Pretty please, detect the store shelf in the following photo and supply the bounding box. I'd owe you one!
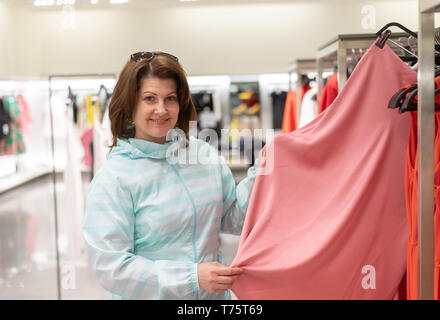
[0,166,52,196]
[0,164,92,196]
[419,0,440,13]
[316,32,411,94]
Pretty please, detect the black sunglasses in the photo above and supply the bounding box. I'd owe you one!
[130,51,179,62]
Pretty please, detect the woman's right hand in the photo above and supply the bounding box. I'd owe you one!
[197,262,243,293]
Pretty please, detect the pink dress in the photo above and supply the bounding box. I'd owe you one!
[230,41,416,299]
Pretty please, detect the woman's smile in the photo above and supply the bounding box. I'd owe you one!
[149,118,170,125]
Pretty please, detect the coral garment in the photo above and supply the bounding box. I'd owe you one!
[282,86,311,133]
[281,90,297,133]
[405,77,440,300]
[230,42,416,299]
[319,72,338,113]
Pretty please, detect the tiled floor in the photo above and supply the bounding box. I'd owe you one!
[0,173,106,300]
[0,172,241,300]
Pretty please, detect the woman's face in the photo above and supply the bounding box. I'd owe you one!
[133,77,180,144]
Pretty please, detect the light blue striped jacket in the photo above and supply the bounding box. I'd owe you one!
[82,133,259,300]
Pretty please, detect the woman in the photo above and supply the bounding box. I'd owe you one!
[82,51,261,299]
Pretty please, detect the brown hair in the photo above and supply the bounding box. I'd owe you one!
[109,52,197,148]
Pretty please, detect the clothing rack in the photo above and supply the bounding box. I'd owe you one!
[316,33,410,99]
[187,75,231,131]
[0,78,49,179]
[417,0,438,300]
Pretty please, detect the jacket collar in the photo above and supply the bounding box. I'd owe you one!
[115,129,186,160]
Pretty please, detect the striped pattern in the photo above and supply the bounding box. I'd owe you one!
[82,134,259,300]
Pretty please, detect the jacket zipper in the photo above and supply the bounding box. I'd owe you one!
[169,163,200,300]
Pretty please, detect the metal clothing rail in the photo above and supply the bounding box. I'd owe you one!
[47,73,117,300]
[417,0,438,300]
[316,33,410,100]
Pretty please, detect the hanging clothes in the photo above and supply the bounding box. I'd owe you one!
[282,85,312,133]
[64,106,85,262]
[80,128,94,169]
[0,96,25,155]
[271,91,287,130]
[93,104,112,174]
[298,87,318,128]
[319,72,338,113]
[230,41,416,299]
[16,94,33,137]
[404,77,440,300]
[301,84,312,101]
[86,95,101,125]
[281,90,297,133]
[0,98,10,145]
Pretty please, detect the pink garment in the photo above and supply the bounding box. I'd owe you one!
[230,41,416,299]
[16,94,33,137]
[80,128,93,168]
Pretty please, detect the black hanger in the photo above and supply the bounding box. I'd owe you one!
[389,69,440,111]
[388,84,418,109]
[376,22,417,49]
[375,22,420,66]
[67,85,75,100]
[398,89,418,113]
[376,22,418,39]
[97,84,110,99]
[399,87,440,113]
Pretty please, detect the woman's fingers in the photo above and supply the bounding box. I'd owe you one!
[215,275,240,285]
[212,284,232,293]
[216,267,243,276]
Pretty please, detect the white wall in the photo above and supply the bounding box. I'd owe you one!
[0,1,16,77]
[8,0,419,77]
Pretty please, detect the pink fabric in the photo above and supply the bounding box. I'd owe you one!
[16,94,33,137]
[80,128,93,168]
[230,42,416,299]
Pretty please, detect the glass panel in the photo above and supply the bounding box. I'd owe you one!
[50,76,115,299]
[0,80,58,299]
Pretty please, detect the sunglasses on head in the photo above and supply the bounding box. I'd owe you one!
[130,51,179,62]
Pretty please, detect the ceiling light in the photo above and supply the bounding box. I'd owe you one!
[109,0,129,4]
[57,0,76,5]
[34,0,76,6]
[33,0,55,6]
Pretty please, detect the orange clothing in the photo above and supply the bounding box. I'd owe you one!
[282,85,312,133]
[405,110,418,299]
[282,90,297,133]
[319,72,338,113]
[405,77,440,300]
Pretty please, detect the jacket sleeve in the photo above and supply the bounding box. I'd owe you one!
[82,171,199,299]
[219,156,259,235]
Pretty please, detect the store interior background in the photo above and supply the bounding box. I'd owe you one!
[0,0,432,299]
